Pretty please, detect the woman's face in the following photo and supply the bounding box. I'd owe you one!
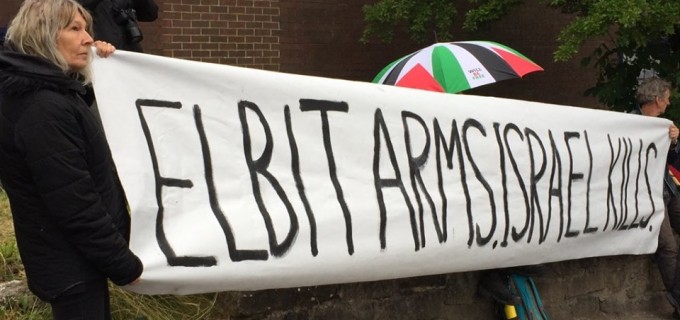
[56,12,93,71]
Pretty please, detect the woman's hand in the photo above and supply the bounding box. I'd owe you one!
[93,40,116,58]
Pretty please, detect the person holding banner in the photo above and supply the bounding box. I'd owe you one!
[631,77,680,317]
[76,0,158,53]
[0,1,143,319]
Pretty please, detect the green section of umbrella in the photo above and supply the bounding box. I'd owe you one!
[432,45,469,93]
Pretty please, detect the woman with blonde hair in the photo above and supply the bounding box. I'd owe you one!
[0,0,142,318]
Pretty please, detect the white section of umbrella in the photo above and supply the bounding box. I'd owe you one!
[444,44,498,88]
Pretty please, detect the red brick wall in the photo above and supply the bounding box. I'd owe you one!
[278,0,424,82]
[0,0,22,27]
[0,1,599,108]
[157,0,280,70]
[277,0,601,108]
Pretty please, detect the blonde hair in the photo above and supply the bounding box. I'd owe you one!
[5,0,94,83]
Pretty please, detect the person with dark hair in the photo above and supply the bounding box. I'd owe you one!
[0,0,143,318]
[77,0,158,52]
[631,77,680,318]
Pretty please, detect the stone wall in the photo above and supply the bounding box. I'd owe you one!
[216,256,670,319]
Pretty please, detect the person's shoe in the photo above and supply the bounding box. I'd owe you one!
[478,272,522,305]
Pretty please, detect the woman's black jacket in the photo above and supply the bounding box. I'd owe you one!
[0,50,143,301]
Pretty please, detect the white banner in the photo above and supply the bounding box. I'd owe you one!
[92,51,669,295]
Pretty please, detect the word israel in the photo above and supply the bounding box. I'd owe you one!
[91,51,668,294]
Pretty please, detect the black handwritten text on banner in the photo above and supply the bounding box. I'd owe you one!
[92,51,668,295]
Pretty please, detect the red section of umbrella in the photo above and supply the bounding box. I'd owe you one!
[395,63,445,93]
[491,47,543,77]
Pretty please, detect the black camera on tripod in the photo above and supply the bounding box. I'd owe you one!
[113,6,143,43]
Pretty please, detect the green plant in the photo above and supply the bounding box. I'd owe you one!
[0,189,23,283]
[0,189,50,319]
[361,0,457,43]
[582,38,680,122]
[110,287,220,320]
[0,294,51,320]
[361,0,680,119]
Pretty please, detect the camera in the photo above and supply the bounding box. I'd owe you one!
[114,8,143,43]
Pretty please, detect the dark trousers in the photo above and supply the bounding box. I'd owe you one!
[669,196,680,233]
[656,196,680,295]
[49,278,111,320]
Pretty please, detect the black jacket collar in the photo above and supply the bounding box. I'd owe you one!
[0,49,85,97]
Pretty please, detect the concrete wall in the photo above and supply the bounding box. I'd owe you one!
[0,1,672,319]
[218,256,670,319]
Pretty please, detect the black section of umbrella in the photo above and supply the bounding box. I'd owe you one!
[454,42,518,81]
[382,50,420,85]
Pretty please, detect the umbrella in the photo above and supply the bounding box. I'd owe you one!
[373,41,543,94]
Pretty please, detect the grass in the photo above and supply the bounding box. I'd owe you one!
[0,189,229,319]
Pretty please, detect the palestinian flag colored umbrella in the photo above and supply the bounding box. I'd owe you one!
[373,41,544,94]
